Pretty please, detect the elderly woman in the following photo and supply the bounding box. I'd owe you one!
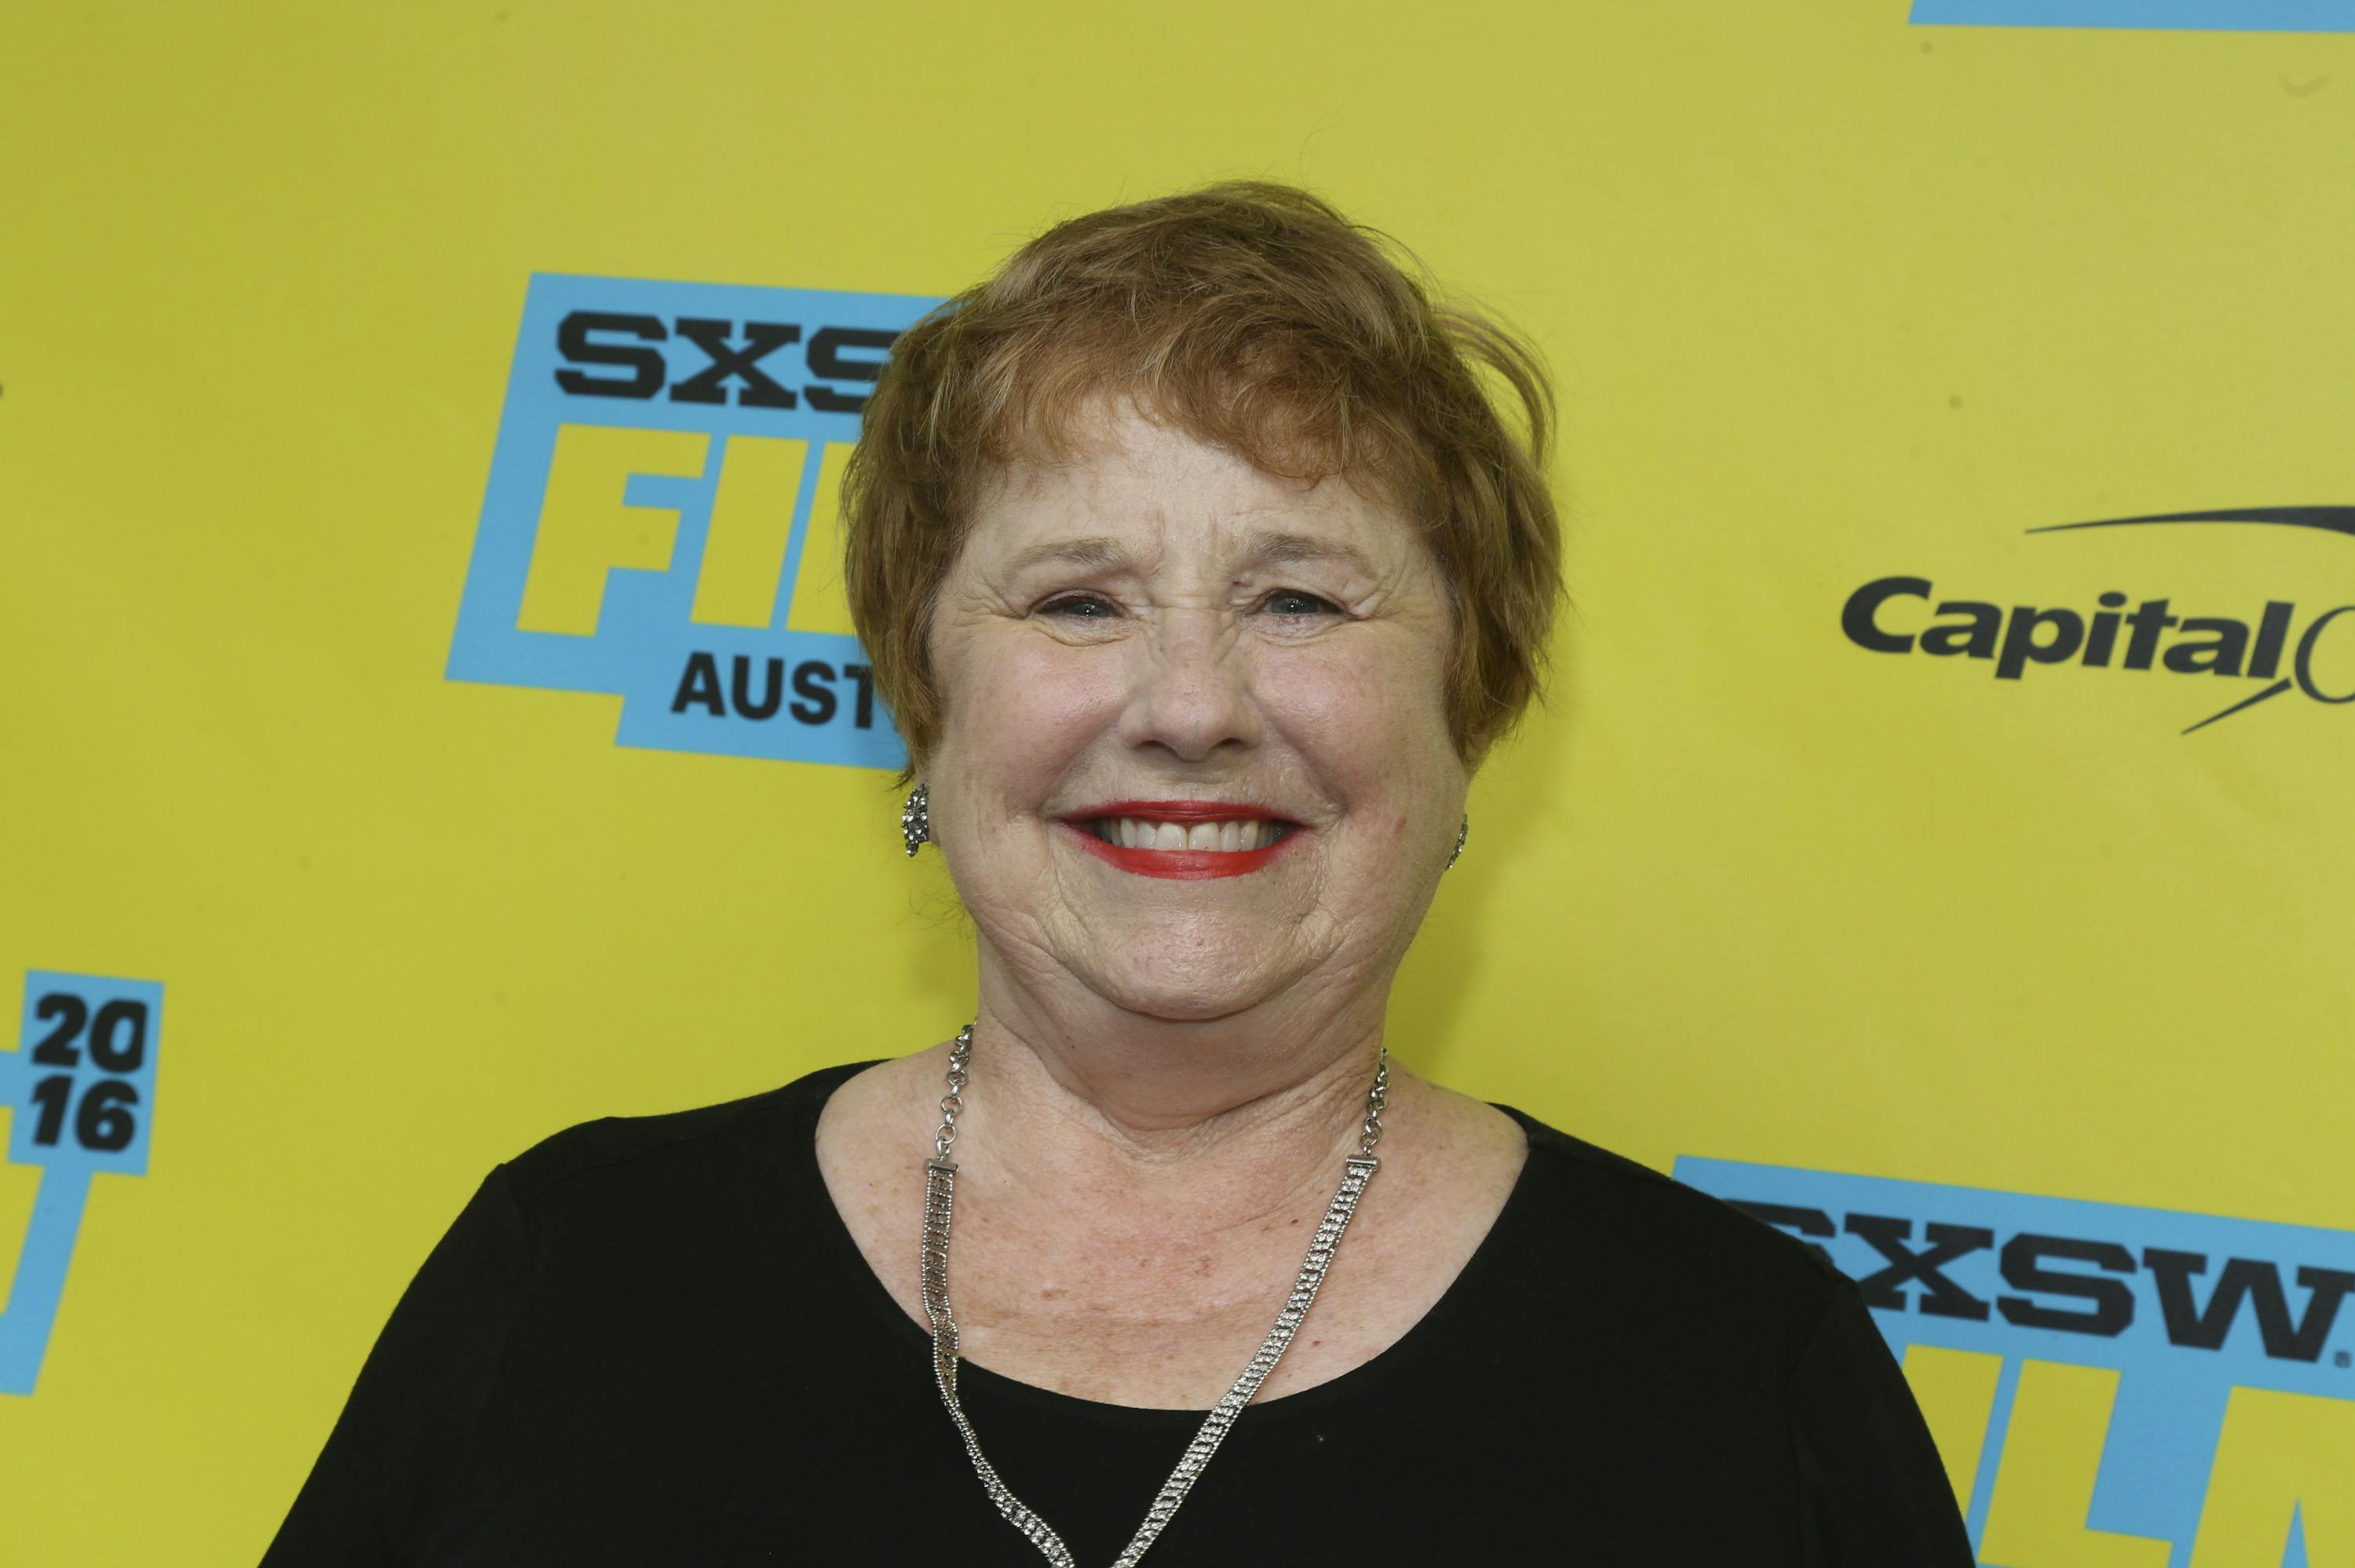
[265,184,1972,1565]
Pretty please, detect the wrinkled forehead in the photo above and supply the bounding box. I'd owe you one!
[961,395,1426,574]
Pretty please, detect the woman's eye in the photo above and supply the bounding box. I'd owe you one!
[1039,594,1118,619]
[1263,589,1341,617]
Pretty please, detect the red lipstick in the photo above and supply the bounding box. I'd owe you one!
[1072,800,1288,822]
[1057,800,1302,881]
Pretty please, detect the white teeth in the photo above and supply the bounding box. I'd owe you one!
[1090,816,1291,851]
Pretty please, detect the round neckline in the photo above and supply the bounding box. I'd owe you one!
[790,1059,1550,1428]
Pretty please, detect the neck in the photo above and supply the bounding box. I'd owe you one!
[952,951,1389,1231]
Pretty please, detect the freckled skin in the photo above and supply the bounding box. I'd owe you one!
[924,403,1469,1035]
[815,400,1530,1411]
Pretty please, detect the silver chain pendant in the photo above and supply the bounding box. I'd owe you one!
[919,1023,1389,1566]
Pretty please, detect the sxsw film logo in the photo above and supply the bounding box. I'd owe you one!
[1842,507,2355,735]
[1912,1,2355,31]
[2,971,162,1395]
[448,275,943,769]
[1677,1158,2353,1566]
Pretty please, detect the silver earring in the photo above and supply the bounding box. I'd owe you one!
[1446,813,1468,870]
[901,781,931,856]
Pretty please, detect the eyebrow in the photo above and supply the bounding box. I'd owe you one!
[999,536,1132,578]
[998,531,1378,580]
[1244,531,1378,578]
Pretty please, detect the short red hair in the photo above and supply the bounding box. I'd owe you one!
[842,181,1563,782]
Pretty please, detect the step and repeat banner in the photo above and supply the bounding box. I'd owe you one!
[4,2,2350,1562]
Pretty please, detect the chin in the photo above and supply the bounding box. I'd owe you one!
[1097,976,1268,1023]
[1078,950,1289,1025]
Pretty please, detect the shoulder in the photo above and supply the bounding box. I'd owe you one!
[497,1060,877,1218]
[1488,1107,1972,1552]
[1494,1103,1846,1355]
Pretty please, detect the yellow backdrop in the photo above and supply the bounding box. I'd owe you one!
[4,2,2350,1562]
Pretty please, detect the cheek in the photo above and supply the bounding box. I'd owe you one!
[941,636,1124,793]
[1266,643,1458,795]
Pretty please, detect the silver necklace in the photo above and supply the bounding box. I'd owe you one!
[920,1023,1389,1566]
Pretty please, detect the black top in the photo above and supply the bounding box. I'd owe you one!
[263,1063,1974,1566]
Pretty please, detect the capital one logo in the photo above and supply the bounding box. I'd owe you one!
[1675,1158,2353,1566]
[1842,507,2355,735]
[2,972,162,1395]
[447,275,943,768]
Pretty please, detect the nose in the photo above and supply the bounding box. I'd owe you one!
[1117,607,1264,762]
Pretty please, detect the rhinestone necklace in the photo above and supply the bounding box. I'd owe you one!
[919,1023,1389,1566]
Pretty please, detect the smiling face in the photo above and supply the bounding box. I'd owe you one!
[922,399,1471,1026]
